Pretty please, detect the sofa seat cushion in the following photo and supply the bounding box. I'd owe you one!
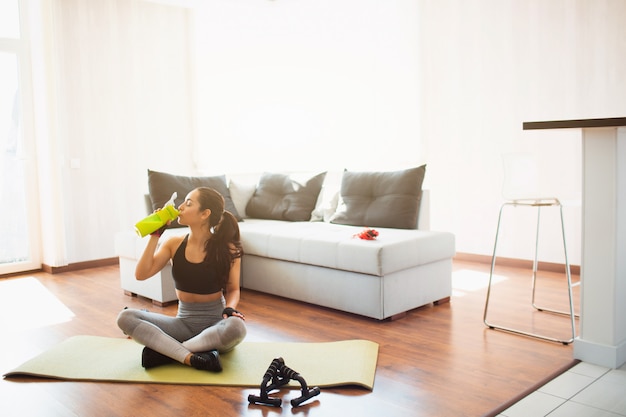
[116,219,455,278]
[238,219,455,276]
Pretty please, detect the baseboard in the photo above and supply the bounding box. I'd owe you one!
[42,257,119,274]
[454,252,581,276]
[574,337,626,369]
[12,254,578,277]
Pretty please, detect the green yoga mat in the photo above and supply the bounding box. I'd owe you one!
[3,336,378,390]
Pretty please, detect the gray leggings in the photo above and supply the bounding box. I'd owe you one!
[116,298,247,364]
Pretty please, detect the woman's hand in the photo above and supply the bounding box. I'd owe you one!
[222,307,245,320]
[149,208,171,237]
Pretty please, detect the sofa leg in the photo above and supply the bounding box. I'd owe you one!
[386,312,407,321]
[123,290,177,308]
[152,299,178,307]
[433,296,451,305]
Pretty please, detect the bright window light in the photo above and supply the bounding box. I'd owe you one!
[0,277,75,331]
[0,0,20,39]
[452,269,507,297]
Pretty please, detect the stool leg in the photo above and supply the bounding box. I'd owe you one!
[530,206,541,310]
[560,205,578,342]
[483,202,577,344]
[530,206,579,321]
[483,204,506,327]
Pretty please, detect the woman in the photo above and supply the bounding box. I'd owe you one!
[117,187,247,372]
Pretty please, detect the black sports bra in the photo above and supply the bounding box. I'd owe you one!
[171,235,222,294]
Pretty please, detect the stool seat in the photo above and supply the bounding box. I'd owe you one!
[507,197,560,206]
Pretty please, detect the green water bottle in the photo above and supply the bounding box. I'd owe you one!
[134,192,180,237]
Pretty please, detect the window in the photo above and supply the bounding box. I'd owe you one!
[0,0,40,274]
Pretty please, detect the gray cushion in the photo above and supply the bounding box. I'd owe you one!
[147,169,242,226]
[330,165,426,229]
[246,172,326,221]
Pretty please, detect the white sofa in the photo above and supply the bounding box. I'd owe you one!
[114,169,456,320]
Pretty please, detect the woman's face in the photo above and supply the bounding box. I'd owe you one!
[177,189,210,226]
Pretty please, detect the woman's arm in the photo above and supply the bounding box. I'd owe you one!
[134,235,178,281]
[223,257,244,319]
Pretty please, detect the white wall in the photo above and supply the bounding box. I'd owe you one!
[419,0,626,265]
[191,0,626,266]
[192,0,423,174]
[32,0,626,265]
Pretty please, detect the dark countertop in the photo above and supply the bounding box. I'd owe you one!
[523,117,626,130]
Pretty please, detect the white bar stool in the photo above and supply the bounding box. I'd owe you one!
[483,153,578,344]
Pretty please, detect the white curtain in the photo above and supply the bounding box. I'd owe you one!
[31,0,194,265]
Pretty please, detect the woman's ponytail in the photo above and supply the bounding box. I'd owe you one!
[214,210,243,259]
[194,187,244,289]
[205,209,243,289]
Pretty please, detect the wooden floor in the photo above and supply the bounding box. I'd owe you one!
[0,260,580,417]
